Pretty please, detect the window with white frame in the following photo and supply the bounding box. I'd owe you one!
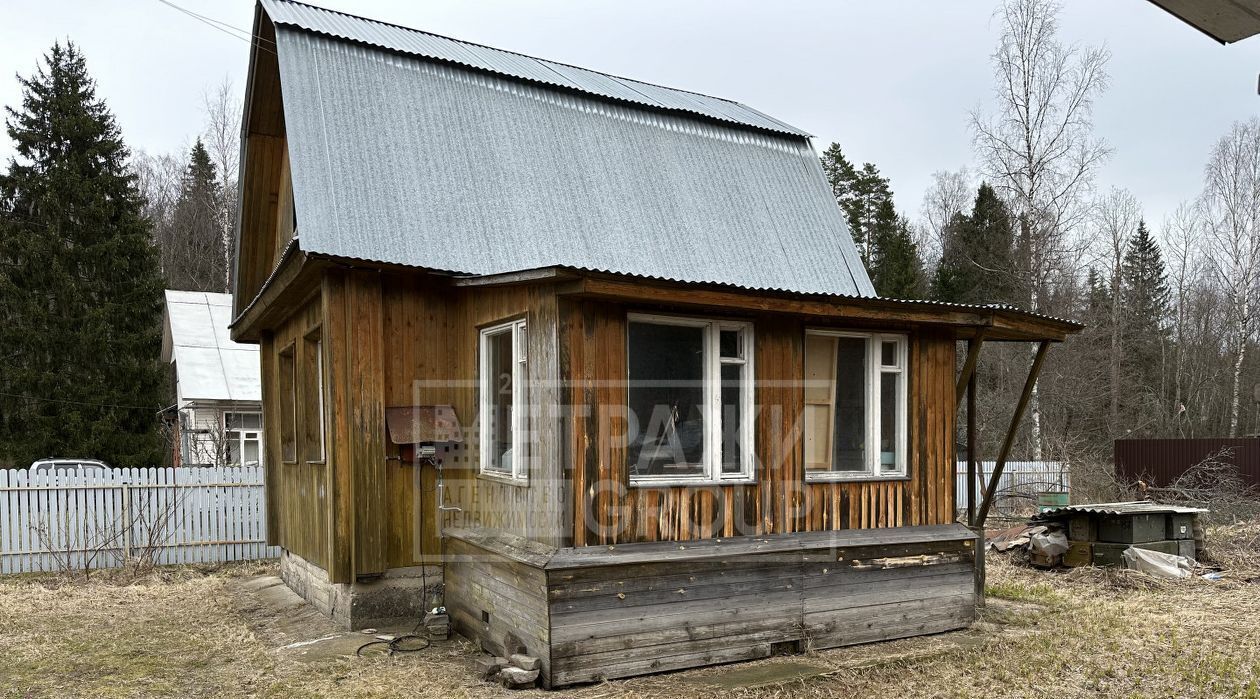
[224,411,263,467]
[803,331,907,479]
[626,314,754,484]
[479,318,527,479]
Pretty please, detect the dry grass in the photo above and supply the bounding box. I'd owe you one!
[2,523,1259,698]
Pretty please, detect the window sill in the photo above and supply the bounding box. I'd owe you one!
[477,471,529,488]
[629,478,757,488]
[805,473,911,483]
[305,460,326,466]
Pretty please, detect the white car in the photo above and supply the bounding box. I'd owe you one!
[28,458,112,474]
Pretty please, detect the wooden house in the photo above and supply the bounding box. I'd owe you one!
[230,0,1081,686]
[161,290,262,468]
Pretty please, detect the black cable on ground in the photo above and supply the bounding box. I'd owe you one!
[356,455,439,658]
[356,633,431,657]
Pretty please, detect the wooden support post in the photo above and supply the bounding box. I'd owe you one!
[974,526,986,608]
[955,329,987,409]
[966,366,977,528]
[974,340,1050,528]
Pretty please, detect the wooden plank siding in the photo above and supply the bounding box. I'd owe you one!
[446,525,975,688]
[259,274,960,582]
[445,534,554,686]
[260,295,329,569]
[561,298,958,547]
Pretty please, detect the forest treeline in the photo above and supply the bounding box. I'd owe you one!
[822,0,1260,467]
[3,0,1257,471]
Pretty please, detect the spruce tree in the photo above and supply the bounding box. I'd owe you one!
[931,183,1017,305]
[1120,220,1171,421]
[0,42,165,467]
[870,199,924,298]
[162,139,227,291]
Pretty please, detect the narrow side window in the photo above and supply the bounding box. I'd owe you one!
[278,344,297,463]
[479,318,527,480]
[303,328,325,462]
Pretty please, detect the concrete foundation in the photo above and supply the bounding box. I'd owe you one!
[279,550,443,630]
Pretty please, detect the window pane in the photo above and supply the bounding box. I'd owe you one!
[880,372,900,473]
[628,322,705,478]
[881,341,897,367]
[278,347,296,462]
[226,432,242,466]
[487,329,515,473]
[832,337,867,472]
[720,363,743,474]
[719,329,741,359]
[244,436,261,466]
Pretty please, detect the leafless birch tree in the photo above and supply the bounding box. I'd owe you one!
[202,77,241,292]
[971,0,1110,458]
[1090,187,1141,430]
[1161,202,1202,435]
[920,167,975,265]
[1201,117,1260,437]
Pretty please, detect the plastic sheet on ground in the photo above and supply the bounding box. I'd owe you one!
[1030,531,1069,557]
[1122,546,1195,580]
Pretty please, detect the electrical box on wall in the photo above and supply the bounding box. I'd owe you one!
[384,405,463,462]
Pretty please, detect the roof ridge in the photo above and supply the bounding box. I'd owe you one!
[266,0,749,107]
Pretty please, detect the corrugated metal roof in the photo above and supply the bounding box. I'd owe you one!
[275,29,874,297]
[163,291,261,404]
[259,0,810,138]
[1035,501,1207,518]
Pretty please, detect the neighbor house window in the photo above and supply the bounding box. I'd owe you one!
[302,328,325,462]
[804,331,907,479]
[626,314,754,484]
[278,344,297,462]
[224,412,263,467]
[479,318,527,480]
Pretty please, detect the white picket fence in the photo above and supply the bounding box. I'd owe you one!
[955,460,1070,511]
[0,466,278,575]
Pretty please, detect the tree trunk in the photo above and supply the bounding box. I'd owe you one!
[1230,314,1247,437]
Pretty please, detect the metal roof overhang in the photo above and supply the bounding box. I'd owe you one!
[232,253,1082,344]
[469,266,1084,342]
[1147,0,1260,43]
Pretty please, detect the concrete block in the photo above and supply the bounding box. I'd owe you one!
[510,654,541,671]
[474,655,508,680]
[499,666,539,689]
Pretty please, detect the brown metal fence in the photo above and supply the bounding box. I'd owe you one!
[1114,438,1260,488]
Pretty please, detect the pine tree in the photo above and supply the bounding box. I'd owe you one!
[819,143,892,268]
[160,139,227,291]
[0,42,165,467]
[932,183,1017,305]
[870,199,924,298]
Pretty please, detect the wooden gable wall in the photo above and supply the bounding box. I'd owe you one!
[235,13,296,318]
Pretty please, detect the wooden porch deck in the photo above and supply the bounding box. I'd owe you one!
[444,525,978,688]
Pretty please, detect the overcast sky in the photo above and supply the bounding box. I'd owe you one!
[3,0,1258,231]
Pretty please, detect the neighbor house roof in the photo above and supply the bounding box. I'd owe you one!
[162,291,261,404]
[257,0,876,298]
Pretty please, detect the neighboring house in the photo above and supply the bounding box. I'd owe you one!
[161,290,263,467]
[230,0,1082,686]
